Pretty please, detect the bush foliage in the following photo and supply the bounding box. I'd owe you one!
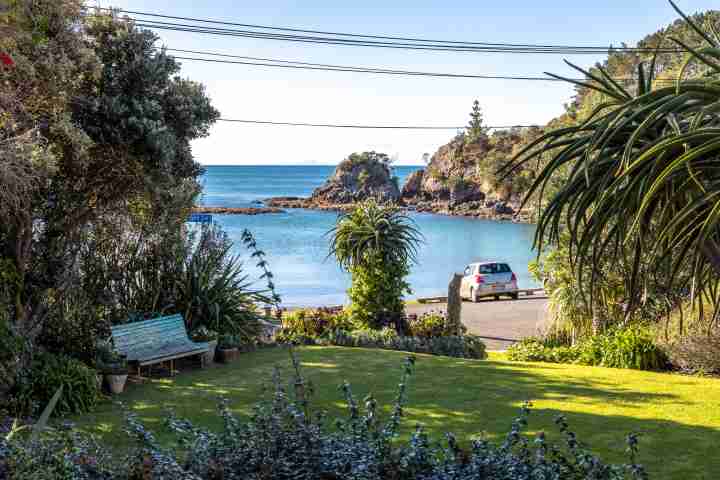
[10,352,99,417]
[277,309,485,359]
[508,327,667,371]
[0,354,647,479]
[665,328,720,375]
[330,200,422,330]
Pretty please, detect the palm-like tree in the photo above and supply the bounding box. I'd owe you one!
[504,1,720,318]
[329,200,422,328]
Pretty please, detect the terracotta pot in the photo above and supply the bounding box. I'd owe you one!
[105,374,128,394]
[218,347,239,363]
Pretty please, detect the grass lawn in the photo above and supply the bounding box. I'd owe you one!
[75,346,720,479]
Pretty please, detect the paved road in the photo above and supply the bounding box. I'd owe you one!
[406,296,548,350]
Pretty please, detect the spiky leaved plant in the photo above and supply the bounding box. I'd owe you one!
[329,200,422,330]
[503,1,720,330]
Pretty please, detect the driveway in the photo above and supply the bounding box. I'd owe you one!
[406,295,548,351]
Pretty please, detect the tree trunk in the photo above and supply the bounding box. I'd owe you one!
[446,273,463,336]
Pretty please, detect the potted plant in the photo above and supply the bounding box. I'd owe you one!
[96,341,129,394]
[217,334,240,363]
[192,326,219,365]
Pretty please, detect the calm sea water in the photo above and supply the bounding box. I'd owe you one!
[199,165,539,306]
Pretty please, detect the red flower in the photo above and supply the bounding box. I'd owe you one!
[0,52,14,67]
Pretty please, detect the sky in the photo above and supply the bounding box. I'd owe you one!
[92,0,710,165]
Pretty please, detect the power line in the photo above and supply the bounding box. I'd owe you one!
[165,48,675,84]
[95,7,679,54]
[217,118,540,129]
[131,20,677,55]
[168,52,570,81]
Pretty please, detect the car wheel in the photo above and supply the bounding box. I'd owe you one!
[470,288,479,303]
[510,293,519,300]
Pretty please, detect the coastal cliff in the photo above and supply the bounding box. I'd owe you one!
[400,128,543,221]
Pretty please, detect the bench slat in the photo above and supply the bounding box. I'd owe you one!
[111,314,209,365]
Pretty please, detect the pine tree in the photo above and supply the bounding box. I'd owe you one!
[467,99,487,142]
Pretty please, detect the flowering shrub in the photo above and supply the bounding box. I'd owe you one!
[278,309,485,359]
[278,307,355,339]
[0,353,648,479]
[408,312,448,338]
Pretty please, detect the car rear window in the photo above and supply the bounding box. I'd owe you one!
[478,263,511,274]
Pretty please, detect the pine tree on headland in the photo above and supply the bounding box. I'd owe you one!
[467,99,487,143]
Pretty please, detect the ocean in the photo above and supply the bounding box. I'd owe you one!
[199,165,540,307]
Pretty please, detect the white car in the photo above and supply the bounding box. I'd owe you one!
[460,261,519,302]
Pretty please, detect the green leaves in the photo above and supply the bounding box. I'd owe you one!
[329,200,423,328]
[329,200,422,271]
[504,2,720,327]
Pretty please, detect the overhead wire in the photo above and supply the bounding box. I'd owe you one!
[90,7,680,54]
[216,118,539,129]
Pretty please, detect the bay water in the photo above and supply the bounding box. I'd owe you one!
[200,165,539,307]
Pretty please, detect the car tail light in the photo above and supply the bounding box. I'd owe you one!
[511,273,517,282]
[474,275,484,284]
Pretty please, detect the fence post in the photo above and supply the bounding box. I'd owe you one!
[446,273,463,335]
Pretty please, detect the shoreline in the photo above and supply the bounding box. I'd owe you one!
[263,196,535,224]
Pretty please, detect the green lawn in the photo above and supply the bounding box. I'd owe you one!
[75,347,720,479]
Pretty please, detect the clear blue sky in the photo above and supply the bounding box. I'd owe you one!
[96,0,710,165]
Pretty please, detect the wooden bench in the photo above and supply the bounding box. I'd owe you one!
[111,314,210,377]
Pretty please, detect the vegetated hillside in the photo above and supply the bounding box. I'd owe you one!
[402,9,720,220]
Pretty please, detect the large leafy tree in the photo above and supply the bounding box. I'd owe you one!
[329,200,422,329]
[505,1,720,327]
[0,0,218,391]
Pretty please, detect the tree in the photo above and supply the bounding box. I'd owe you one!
[505,1,720,324]
[329,200,422,329]
[0,1,219,393]
[467,99,488,142]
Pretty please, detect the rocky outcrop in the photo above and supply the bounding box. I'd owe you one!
[400,134,523,219]
[309,152,400,205]
[192,206,285,215]
[401,169,424,198]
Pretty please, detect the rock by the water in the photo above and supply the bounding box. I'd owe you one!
[192,206,285,215]
[401,169,425,200]
[310,151,400,205]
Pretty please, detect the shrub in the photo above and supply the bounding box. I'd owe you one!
[277,307,354,340]
[176,224,270,342]
[509,327,667,371]
[0,354,646,480]
[665,329,720,374]
[409,312,447,338]
[218,334,242,349]
[12,352,99,416]
[295,329,487,359]
[578,326,667,370]
[329,200,422,330]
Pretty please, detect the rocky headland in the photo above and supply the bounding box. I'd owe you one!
[265,138,536,222]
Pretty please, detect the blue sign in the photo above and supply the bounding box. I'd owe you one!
[188,213,212,224]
